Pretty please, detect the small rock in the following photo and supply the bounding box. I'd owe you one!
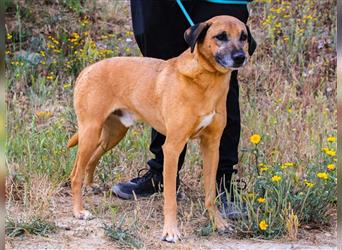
[324,232,332,237]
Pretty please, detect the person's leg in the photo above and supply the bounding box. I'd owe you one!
[216,71,240,189]
[216,71,248,219]
[148,129,187,173]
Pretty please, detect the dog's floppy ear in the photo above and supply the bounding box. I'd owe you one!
[245,25,257,56]
[184,22,210,53]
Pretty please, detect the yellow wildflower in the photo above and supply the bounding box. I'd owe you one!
[282,162,294,169]
[271,175,282,182]
[317,172,328,180]
[260,167,269,172]
[275,22,282,28]
[327,136,336,142]
[7,33,12,39]
[126,31,134,36]
[71,32,80,38]
[284,162,294,167]
[64,83,72,89]
[321,147,329,153]
[304,179,315,188]
[47,43,55,49]
[259,220,269,231]
[257,197,266,203]
[36,111,53,118]
[81,18,89,26]
[327,164,335,171]
[297,28,305,34]
[303,15,313,23]
[250,134,261,145]
[325,150,336,157]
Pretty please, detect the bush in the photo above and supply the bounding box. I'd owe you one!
[231,134,336,239]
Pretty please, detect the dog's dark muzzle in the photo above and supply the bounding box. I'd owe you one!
[215,49,246,69]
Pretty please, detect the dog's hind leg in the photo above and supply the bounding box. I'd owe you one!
[85,115,128,187]
[71,124,103,220]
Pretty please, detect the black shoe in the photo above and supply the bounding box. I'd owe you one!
[216,172,247,220]
[218,191,247,220]
[112,168,180,199]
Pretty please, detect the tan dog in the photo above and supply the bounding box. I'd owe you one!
[67,15,255,242]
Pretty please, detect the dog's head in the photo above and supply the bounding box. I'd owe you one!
[184,15,256,73]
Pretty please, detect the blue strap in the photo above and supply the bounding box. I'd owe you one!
[206,0,249,4]
[176,0,250,27]
[176,0,195,26]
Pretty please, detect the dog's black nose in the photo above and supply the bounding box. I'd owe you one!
[231,51,246,65]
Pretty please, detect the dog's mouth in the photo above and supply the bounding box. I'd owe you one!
[215,53,247,70]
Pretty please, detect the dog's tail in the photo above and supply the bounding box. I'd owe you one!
[67,133,78,148]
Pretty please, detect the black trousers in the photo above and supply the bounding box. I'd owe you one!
[130,0,249,179]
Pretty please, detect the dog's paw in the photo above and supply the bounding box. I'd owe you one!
[74,210,94,220]
[214,214,229,233]
[161,225,181,243]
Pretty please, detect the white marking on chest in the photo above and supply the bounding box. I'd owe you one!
[196,111,216,131]
[119,111,135,127]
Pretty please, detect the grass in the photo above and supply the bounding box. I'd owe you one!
[6,217,57,238]
[103,215,143,249]
[5,0,336,246]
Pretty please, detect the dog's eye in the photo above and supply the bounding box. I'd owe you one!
[240,32,248,42]
[215,32,228,41]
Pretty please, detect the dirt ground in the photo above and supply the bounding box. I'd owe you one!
[5,191,337,250]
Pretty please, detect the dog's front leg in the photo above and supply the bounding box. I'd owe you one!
[161,137,186,243]
[200,126,228,232]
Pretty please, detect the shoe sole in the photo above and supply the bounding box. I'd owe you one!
[112,185,183,200]
[111,185,157,200]
[111,185,134,200]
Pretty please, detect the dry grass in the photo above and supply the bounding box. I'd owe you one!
[6,170,58,219]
